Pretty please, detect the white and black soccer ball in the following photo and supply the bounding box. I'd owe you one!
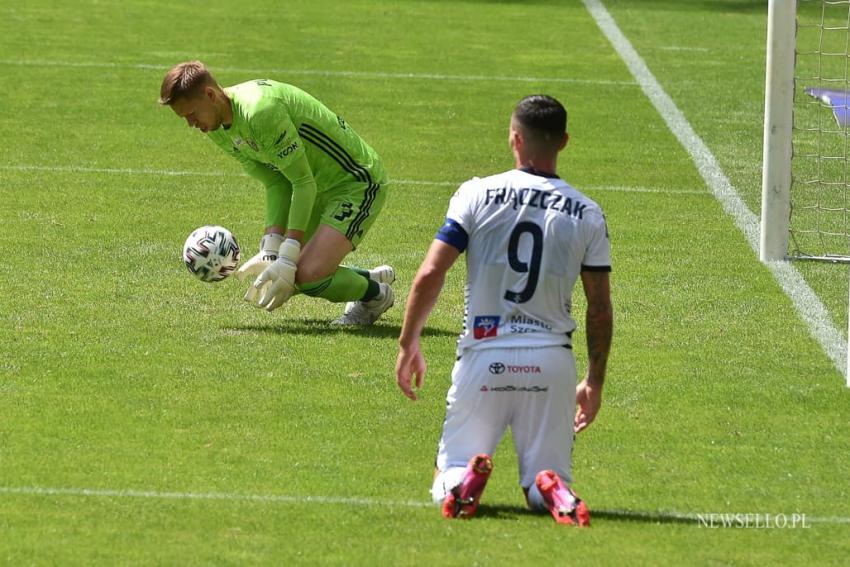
[182,225,241,283]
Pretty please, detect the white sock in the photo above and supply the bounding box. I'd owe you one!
[431,467,467,503]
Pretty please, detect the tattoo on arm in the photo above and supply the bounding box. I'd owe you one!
[582,272,613,388]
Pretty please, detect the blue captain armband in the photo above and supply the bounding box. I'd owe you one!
[435,218,469,253]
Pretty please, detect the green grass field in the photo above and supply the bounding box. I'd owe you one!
[2,0,849,564]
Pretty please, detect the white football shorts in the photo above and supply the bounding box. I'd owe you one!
[435,345,577,489]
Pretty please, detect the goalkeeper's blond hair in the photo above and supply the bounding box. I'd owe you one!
[158,61,218,106]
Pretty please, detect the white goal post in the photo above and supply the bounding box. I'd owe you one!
[760,0,850,386]
[760,0,795,263]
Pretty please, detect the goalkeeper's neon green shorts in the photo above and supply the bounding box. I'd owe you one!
[305,180,388,249]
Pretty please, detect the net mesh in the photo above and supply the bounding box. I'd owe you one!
[792,0,850,261]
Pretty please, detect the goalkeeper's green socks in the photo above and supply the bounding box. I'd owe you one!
[297,266,379,303]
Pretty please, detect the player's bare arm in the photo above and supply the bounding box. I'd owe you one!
[575,270,613,433]
[396,240,461,400]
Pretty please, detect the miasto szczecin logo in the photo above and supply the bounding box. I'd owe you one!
[473,316,500,339]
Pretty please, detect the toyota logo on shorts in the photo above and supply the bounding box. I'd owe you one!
[489,362,506,374]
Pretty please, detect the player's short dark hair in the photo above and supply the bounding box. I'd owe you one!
[512,95,568,152]
[158,61,216,105]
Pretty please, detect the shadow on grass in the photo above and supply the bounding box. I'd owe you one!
[468,503,538,520]
[472,504,703,526]
[593,508,702,526]
[224,319,458,339]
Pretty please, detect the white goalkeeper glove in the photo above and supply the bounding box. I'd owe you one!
[238,233,285,306]
[254,238,301,312]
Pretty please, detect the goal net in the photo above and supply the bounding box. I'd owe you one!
[791,0,850,261]
[761,0,850,386]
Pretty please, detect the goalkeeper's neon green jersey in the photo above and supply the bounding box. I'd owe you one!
[207,80,388,232]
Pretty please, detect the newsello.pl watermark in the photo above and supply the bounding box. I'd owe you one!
[697,513,811,529]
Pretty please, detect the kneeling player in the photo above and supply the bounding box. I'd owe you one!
[395,95,613,525]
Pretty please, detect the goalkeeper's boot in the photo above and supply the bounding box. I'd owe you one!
[534,470,590,526]
[442,454,493,519]
[333,272,395,325]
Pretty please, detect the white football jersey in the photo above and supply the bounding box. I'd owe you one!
[436,168,611,355]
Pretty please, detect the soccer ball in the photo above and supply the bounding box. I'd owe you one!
[182,225,241,282]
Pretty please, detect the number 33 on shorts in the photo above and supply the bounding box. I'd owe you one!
[333,202,354,221]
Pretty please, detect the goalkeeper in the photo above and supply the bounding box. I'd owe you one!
[159,60,394,325]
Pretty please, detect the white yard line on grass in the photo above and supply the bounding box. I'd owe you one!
[2,485,848,525]
[0,485,431,509]
[0,163,708,195]
[0,59,637,87]
[584,0,847,377]
[3,164,239,178]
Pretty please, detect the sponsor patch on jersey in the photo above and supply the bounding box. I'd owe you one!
[487,362,542,375]
[480,384,549,393]
[232,137,259,151]
[473,316,500,339]
[277,140,298,158]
